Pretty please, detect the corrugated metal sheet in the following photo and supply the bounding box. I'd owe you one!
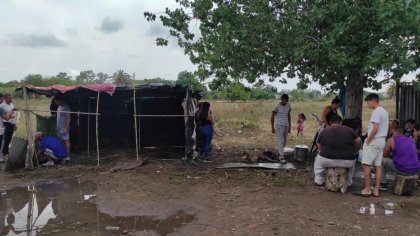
[397,82,420,124]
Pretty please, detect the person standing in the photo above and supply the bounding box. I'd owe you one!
[0,93,17,158]
[197,102,214,161]
[0,93,16,164]
[271,94,291,164]
[54,96,71,160]
[360,93,389,197]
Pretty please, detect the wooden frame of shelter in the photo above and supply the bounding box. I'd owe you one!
[18,83,199,170]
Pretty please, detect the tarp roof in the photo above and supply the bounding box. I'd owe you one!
[17,83,202,98]
[18,84,116,95]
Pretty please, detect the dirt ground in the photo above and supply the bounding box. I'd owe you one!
[1,146,419,236]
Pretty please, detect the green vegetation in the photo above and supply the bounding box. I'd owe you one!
[145,0,419,119]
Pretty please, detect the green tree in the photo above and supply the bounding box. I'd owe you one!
[113,70,132,85]
[175,70,207,92]
[96,72,110,83]
[76,70,96,84]
[145,0,419,118]
[220,83,250,101]
[136,77,175,85]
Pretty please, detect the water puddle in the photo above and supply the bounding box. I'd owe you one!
[0,179,195,235]
[356,201,420,218]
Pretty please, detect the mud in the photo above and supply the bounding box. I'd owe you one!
[0,152,420,235]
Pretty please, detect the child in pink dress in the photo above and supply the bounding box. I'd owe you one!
[297,113,306,138]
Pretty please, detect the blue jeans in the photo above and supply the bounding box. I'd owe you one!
[199,125,213,158]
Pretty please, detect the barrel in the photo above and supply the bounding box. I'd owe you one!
[294,145,309,162]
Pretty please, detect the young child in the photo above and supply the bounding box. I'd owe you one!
[296,113,306,139]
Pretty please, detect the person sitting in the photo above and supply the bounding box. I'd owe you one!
[321,96,341,128]
[380,128,420,191]
[314,115,362,186]
[404,119,416,138]
[387,119,400,140]
[35,132,68,166]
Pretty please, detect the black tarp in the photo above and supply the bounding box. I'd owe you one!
[20,84,201,158]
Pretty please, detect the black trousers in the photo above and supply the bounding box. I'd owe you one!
[2,122,15,155]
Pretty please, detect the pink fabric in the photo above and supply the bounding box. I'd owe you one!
[23,83,116,95]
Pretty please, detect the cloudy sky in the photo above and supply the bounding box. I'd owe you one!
[0,1,198,81]
[0,0,415,91]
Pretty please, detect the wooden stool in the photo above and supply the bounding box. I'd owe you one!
[393,174,419,196]
[325,167,348,193]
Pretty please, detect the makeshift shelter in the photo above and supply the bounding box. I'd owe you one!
[17,83,201,169]
[396,82,420,124]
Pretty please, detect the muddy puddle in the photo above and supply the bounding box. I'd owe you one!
[0,179,195,235]
[356,201,420,218]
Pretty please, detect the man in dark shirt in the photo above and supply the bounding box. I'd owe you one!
[314,115,362,186]
[404,119,416,138]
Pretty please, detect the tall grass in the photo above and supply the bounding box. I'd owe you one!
[8,96,396,151]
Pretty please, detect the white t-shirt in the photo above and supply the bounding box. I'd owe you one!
[368,106,389,138]
[272,103,292,126]
[0,102,17,124]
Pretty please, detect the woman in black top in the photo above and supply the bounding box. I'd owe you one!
[321,97,341,127]
[197,102,215,160]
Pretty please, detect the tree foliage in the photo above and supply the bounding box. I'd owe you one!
[112,70,132,85]
[175,70,208,92]
[145,0,419,116]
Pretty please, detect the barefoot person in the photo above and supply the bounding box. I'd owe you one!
[360,93,389,197]
[314,115,361,187]
[54,96,71,160]
[380,128,420,190]
[271,94,291,164]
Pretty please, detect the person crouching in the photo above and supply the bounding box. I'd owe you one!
[35,132,68,166]
[314,115,362,187]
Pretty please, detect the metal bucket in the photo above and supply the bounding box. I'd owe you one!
[294,145,309,163]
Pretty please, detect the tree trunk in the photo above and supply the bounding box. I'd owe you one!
[344,73,364,119]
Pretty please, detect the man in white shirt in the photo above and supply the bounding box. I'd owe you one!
[0,93,17,157]
[360,93,389,197]
[0,93,16,164]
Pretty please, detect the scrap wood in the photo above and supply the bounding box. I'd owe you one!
[101,157,150,175]
[216,162,296,170]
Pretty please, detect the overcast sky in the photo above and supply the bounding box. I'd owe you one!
[0,0,415,91]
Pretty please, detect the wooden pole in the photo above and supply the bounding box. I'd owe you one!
[95,92,100,166]
[87,98,91,157]
[133,87,139,161]
[22,85,34,170]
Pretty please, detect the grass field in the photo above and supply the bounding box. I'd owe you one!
[9,97,395,151]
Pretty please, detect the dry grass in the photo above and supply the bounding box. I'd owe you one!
[10,97,395,151]
[209,99,395,150]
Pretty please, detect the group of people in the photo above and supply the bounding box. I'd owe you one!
[36,95,71,166]
[0,93,72,167]
[271,92,420,196]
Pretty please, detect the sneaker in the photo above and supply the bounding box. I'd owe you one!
[42,161,55,167]
[277,154,287,164]
[379,183,388,191]
[202,158,213,163]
